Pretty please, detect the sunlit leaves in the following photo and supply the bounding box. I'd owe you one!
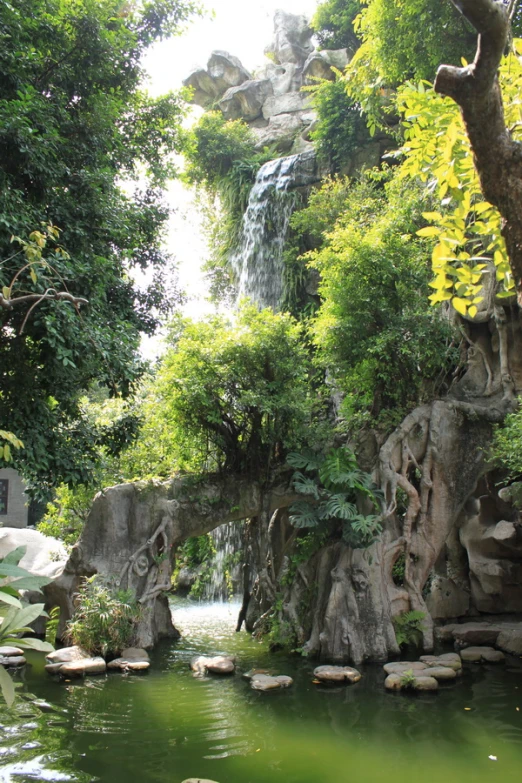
[395,45,522,316]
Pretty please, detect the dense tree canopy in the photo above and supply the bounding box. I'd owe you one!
[0,0,196,494]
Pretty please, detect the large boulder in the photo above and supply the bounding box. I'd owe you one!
[251,112,315,154]
[265,11,314,65]
[255,62,302,96]
[219,79,273,121]
[0,527,67,579]
[302,49,351,84]
[183,51,251,109]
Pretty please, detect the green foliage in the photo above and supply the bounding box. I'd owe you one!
[287,446,382,549]
[311,0,361,52]
[392,553,406,587]
[307,172,458,430]
[66,575,140,657]
[38,483,95,547]
[183,112,271,303]
[310,78,371,173]
[0,547,54,706]
[491,408,522,483]
[396,48,522,313]
[393,610,426,648]
[356,0,475,84]
[281,528,329,588]
[399,669,417,689]
[157,304,312,474]
[0,0,194,494]
[45,606,61,647]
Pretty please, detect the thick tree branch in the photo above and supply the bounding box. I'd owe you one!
[435,0,522,303]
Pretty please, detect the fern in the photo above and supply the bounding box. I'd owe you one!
[393,610,426,648]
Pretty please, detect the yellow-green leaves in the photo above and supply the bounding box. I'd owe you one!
[396,45,522,317]
[0,431,24,462]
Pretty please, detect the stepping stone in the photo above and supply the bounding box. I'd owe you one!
[383,661,427,675]
[423,666,457,681]
[46,645,90,665]
[250,674,293,691]
[120,647,150,662]
[58,657,107,677]
[384,673,439,691]
[420,654,462,672]
[190,655,235,675]
[313,665,361,683]
[0,646,24,657]
[182,779,220,783]
[107,658,150,672]
[0,655,26,667]
[461,646,505,663]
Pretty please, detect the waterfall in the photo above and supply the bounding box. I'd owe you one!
[203,521,244,602]
[232,150,319,310]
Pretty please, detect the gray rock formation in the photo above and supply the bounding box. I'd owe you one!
[50,476,297,649]
[0,527,67,579]
[302,49,351,84]
[219,79,273,121]
[262,92,311,120]
[265,11,314,65]
[183,51,251,109]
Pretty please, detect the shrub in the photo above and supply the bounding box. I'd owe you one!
[66,575,141,657]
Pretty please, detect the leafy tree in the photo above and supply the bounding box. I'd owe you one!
[356,0,476,83]
[156,304,312,474]
[0,0,196,494]
[307,172,458,430]
[310,0,362,52]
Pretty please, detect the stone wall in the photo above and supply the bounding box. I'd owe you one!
[0,467,29,528]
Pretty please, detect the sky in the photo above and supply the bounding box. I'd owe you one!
[138,0,319,356]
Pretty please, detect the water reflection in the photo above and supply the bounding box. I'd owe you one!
[0,600,522,782]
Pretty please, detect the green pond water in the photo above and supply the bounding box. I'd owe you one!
[1,599,522,783]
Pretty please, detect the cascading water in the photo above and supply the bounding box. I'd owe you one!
[232,150,319,310]
[203,521,244,602]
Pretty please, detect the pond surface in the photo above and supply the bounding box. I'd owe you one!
[1,599,522,783]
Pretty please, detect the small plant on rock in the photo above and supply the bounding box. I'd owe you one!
[66,576,141,658]
[400,669,417,689]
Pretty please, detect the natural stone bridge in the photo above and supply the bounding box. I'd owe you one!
[49,473,295,648]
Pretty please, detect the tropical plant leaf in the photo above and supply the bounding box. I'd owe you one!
[324,494,357,521]
[289,501,319,529]
[0,665,15,707]
[0,590,22,609]
[14,638,53,652]
[286,449,323,472]
[1,547,27,566]
[0,603,45,637]
[292,472,321,499]
[0,564,35,579]
[5,576,50,592]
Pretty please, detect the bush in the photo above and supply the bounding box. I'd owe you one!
[311,0,362,52]
[66,576,141,657]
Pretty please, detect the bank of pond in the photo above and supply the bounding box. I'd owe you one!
[0,600,521,783]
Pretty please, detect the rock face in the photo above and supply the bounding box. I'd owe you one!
[50,475,297,649]
[265,11,314,65]
[182,51,251,109]
[302,49,351,84]
[219,79,273,121]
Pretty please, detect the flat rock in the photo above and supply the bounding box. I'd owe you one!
[453,623,501,646]
[262,92,311,120]
[190,656,235,675]
[46,645,90,664]
[0,646,24,657]
[461,646,505,663]
[420,654,462,672]
[413,676,439,691]
[383,661,427,675]
[423,666,457,681]
[497,629,522,656]
[59,657,107,677]
[107,658,150,672]
[313,665,361,684]
[384,673,403,691]
[119,647,150,662]
[250,674,293,691]
[0,655,26,667]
